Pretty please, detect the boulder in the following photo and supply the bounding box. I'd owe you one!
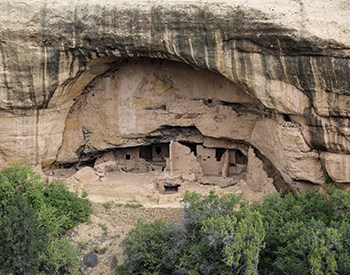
[321,153,350,183]
[83,252,98,268]
[71,167,99,183]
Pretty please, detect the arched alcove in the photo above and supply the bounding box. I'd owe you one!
[53,58,293,192]
[1,0,349,188]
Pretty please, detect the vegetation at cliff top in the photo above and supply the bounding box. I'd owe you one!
[0,165,92,274]
[119,189,350,275]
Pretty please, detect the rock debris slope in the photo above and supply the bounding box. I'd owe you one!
[1,0,350,191]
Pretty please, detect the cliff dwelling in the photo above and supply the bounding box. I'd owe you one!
[3,1,350,273]
[45,58,288,200]
[2,0,350,203]
[100,141,248,177]
[91,139,250,189]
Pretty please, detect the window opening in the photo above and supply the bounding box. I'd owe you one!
[236,150,248,165]
[139,145,152,161]
[215,148,226,161]
[179,141,197,156]
[164,183,181,193]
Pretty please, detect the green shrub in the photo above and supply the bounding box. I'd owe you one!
[119,190,350,275]
[119,220,180,274]
[119,192,265,275]
[44,182,92,230]
[178,192,264,275]
[256,190,350,275]
[0,164,91,274]
[124,200,143,208]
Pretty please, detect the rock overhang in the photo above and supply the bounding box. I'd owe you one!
[1,0,350,189]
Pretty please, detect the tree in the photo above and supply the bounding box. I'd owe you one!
[120,189,350,274]
[256,190,350,275]
[0,164,91,274]
[119,192,265,275]
[119,220,183,274]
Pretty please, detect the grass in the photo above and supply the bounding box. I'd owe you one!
[93,245,108,254]
[98,223,109,237]
[101,199,143,209]
[102,200,114,210]
[124,200,143,208]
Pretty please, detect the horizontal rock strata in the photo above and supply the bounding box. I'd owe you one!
[1,0,350,190]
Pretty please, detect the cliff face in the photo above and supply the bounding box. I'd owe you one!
[1,0,350,190]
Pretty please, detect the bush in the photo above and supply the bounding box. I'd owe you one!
[256,190,350,275]
[44,183,92,230]
[0,164,92,274]
[119,220,181,274]
[119,191,265,275]
[177,192,264,275]
[119,190,350,275]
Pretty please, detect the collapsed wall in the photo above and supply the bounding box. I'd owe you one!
[1,0,350,193]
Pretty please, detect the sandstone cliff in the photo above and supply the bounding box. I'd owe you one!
[1,0,350,191]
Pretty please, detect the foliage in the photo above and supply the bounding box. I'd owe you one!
[177,192,264,275]
[256,190,350,275]
[124,199,143,208]
[0,164,91,274]
[102,200,114,210]
[119,189,350,275]
[43,182,92,230]
[119,191,265,275]
[119,220,181,274]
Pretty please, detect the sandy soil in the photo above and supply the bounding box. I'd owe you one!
[69,203,183,274]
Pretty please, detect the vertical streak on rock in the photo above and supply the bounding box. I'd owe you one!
[35,109,40,165]
[73,6,78,48]
[188,37,199,66]
[69,50,77,79]
[0,42,9,106]
[297,55,315,99]
[231,42,239,82]
[44,48,60,108]
[41,46,47,107]
[304,107,327,151]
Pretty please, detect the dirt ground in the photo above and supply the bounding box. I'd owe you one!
[68,203,183,274]
[59,170,274,274]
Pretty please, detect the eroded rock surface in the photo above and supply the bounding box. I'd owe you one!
[1,0,350,191]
